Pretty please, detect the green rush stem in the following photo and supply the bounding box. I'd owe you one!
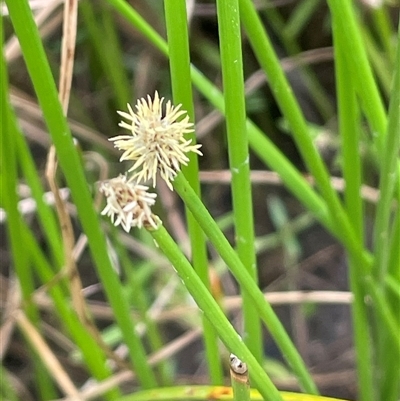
[326,0,387,153]
[333,21,374,401]
[5,0,157,388]
[215,0,262,362]
[173,173,318,394]
[372,24,400,401]
[264,0,334,120]
[15,130,64,268]
[164,0,224,383]
[238,0,370,273]
[372,24,400,284]
[360,24,392,97]
[0,47,56,399]
[387,195,400,288]
[371,7,396,66]
[1,27,115,397]
[1,52,32,306]
[364,276,400,357]
[79,1,131,109]
[231,367,251,401]
[149,223,284,401]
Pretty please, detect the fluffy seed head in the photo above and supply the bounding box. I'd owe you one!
[109,91,202,190]
[99,175,158,232]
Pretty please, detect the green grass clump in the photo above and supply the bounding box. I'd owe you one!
[2,0,399,400]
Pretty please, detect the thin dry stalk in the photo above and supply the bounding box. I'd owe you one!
[16,309,81,400]
[4,0,64,61]
[200,170,380,204]
[58,0,78,113]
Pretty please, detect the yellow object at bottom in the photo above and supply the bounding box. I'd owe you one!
[119,385,349,401]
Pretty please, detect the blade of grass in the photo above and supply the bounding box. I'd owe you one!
[1,41,31,307]
[0,366,20,401]
[387,203,400,289]
[164,0,224,383]
[283,0,320,40]
[364,277,400,356]
[2,34,93,397]
[372,24,400,284]
[5,0,157,388]
[372,26,400,397]
[238,0,369,274]
[215,0,262,363]
[326,0,387,153]
[79,1,131,109]
[367,30,400,388]
[332,16,374,400]
[360,23,393,97]
[365,273,400,401]
[0,54,58,401]
[371,6,396,66]
[264,0,334,120]
[14,131,63,267]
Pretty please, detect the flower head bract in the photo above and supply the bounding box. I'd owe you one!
[99,175,158,232]
[109,91,202,190]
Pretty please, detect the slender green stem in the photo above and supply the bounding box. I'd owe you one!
[364,276,400,356]
[215,0,262,362]
[326,0,387,152]
[0,365,19,401]
[333,18,374,400]
[372,7,396,66]
[79,1,131,109]
[0,43,56,400]
[230,355,251,401]
[387,200,400,288]
[1,50,31,305]
[265,0,334,120]
[173,173,318,394]
[283,0,320,39]
[238,0,370,274]
[15,131,63,267]
[149,223,283,401]
[5,0,156,388]
[360,23,392,96]
[107,0,168,55]
[372,24,400,401]
[164,0,224,383]
[372,24,400,283]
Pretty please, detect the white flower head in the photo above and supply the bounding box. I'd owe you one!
[99,175,159,232]
[109,91,202,190]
